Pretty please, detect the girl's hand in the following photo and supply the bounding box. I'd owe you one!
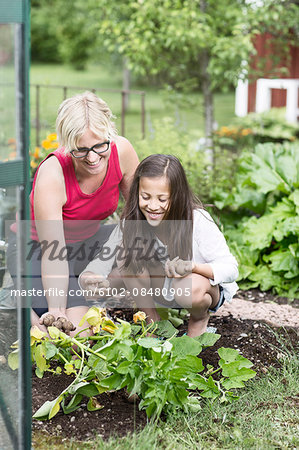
[165,257,193,278]
[79,271,110,299]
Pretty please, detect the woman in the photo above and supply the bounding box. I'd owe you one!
[18,91,138,334]
[79,154,238,337]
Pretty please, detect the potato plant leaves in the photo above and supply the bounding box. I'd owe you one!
[15,316,256,421]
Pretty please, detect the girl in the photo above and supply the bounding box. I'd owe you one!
[79,154,238,337]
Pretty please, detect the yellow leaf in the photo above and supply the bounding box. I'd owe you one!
[49,396,63,419]
[30,326,46,345]
[8,350,19,370]
[79,307,102,327]
[48,326,61,339]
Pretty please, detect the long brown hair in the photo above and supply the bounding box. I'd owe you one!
[121,154,202,273]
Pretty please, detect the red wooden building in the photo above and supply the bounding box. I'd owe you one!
[235,33,299,122]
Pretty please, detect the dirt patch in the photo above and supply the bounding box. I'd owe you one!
[31,313,298,442]
[31,291,298,442]
[1,289,298,442]
[32,375,147,442]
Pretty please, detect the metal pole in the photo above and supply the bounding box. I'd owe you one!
[141,92,145,139]
[35,84,40,147]
[19,1,32,448]
[121,91,125,136]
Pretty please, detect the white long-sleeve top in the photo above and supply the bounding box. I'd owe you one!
[191,209,238,302]
[80,209,239,303]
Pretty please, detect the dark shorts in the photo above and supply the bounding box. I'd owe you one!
[7,224,115,317]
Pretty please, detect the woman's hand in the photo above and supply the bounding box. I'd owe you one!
[165,257,193,278]
[79,271,110,299]
[39,309,67,327]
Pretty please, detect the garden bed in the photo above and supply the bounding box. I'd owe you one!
[30,290,298,442]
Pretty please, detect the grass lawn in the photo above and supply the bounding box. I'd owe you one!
[30,63,236,148]
[32,353,299,449]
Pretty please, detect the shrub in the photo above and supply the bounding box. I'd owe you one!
[213,108,299,154]
[215,141,299,298]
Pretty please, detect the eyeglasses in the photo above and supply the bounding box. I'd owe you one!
[70,141,110,158]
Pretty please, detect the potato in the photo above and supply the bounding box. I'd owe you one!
[63,320,76,332]
[56,317,76,332]
[57,317,68,326]
[42,314,55,327]
[52,320,64,330]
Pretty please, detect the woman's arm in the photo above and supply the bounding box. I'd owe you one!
[33,157,69,318]
[115,136,139,201]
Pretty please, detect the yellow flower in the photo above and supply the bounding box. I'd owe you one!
[220,126,229,133]
[101,317,118,334]
[230,127,238,135]
[51,142,59,149]
[240,128,252,136]
[8,138,16,148]
[42,139,52,150]
[34,147,40,159]
[133,311,147,323]
[46,133,58,142]
[30,160,38,169]
[9,151,16,159]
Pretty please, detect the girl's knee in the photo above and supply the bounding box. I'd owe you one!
[191,292,212,311]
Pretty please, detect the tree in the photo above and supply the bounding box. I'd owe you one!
[31,0,62,63]
[96,0,299,146]
[31,0,100,70]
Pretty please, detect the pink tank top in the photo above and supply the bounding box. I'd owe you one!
[30,141,123,242]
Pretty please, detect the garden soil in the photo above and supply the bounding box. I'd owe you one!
[1,289,298,443]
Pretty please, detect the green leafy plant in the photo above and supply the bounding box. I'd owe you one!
[8,308,256,421]
[233,108,299,144]
[213,108,299,156]
[215,141,299,298]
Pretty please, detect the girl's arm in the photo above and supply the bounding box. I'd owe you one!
[78,225,123,290]
[165,258,214,279]
[193,210,239,285]
[191,262,214,279]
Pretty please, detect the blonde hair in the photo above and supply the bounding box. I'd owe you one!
[56,91,117,153]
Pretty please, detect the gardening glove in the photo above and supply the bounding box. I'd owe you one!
[165,257,193,278]
[79,271,110,299]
